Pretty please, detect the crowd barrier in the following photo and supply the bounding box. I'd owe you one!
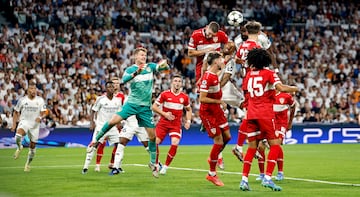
[0,123,359,148]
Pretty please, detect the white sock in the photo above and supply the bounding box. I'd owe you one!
[114,144,125,169]
[236,145,243,152]
[27,148,36,165]
[15,134,22,149]
[242,176,248,182]
[208,171,216,176]
[218,152,223,159]
[264,175,272,180]
[145,146,149,153]
[83,149,95,169]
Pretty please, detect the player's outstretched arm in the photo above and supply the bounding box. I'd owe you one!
[275,83,298,94]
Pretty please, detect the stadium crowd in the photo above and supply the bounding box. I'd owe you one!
[0,0,360,129]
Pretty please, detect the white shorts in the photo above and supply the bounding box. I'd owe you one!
[92,126,120,146]
[222,82,244,106]
[17,121,40,143]
[120,124,148,142]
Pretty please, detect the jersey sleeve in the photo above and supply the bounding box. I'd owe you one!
[183,94,190,107]
[258,32,271,50]
[40,98,47,112]
[224,60,235,75]
[188,33,197,50]
[92,97,102,112]
[269,70,281,86]
[14,97,23,112]
[155,92,165,105]
[199,74,212,92]
[220,31,229,44]
[122,66,137,83]
[287,94,296,107]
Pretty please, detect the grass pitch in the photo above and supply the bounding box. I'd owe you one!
[1,144,359,197]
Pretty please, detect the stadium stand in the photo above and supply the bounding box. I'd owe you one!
[0,0,359,128]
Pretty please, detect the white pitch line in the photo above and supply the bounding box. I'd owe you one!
[1,163,359,187]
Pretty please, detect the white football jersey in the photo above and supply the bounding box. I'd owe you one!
[14,96,46,122]
[220,58,244,106]
[92,95,122,126]
[219,58,236,80]
[234,31,271,50]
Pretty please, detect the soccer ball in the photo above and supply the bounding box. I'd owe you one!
[227,11,243,27]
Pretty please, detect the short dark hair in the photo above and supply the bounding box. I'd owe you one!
[247,48,272,69]
[171,74,182,80]
[207,52,222,65]
[105,81,114,87]
[208,21,220,33]
[244,21,261,34]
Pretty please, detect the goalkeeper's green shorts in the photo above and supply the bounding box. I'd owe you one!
[117,102,155,128]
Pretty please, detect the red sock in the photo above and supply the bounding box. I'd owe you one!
[96,143,105,164]
[209,144,222,171]
[266,145,281,177]
[242,147,257,177]
[258,149,265,174]
[110,145,117,164]
[237,120,247,146]
[277,146,284,172]
[165,145,178,166]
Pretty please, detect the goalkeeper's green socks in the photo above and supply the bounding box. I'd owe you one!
[149,140,156,164]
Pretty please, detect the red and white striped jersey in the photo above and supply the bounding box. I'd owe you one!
[199,71,222,112]
[273,92,295,125]
[188,28,228,81]
[155,90,190,127]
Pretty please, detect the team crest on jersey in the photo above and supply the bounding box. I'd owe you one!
[146,67,151,72]
[200,80,207,88]
[179,98,184,103]
[213,37,218,42]
[279,98,285,104]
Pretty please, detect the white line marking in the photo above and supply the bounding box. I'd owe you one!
[1,164,359,187]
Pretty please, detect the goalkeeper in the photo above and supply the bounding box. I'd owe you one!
[90,47,169,178]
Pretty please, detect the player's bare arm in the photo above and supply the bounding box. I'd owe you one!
[288,103,296,130]
[184,105,192,130]
[152,102,175,121]
[35,111,47,123]
[188,48,215,57]
[199,91,223,104]
[275,83,299,93]
[220,73,231,87]
[11,111,19,132]
[89,110,96,131]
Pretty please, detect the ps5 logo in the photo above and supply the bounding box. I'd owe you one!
[303,128,360,144]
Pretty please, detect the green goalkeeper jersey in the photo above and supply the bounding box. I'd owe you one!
[122,62,168,106]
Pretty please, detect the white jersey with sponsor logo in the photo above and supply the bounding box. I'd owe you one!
[14,96,46,125]
[92,95,122,126]
[234,31,271,50]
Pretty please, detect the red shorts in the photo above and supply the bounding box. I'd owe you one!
[239,119,247,133]
[155,123,182,144]
[200,108,229,138]
[246,119,276,142]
